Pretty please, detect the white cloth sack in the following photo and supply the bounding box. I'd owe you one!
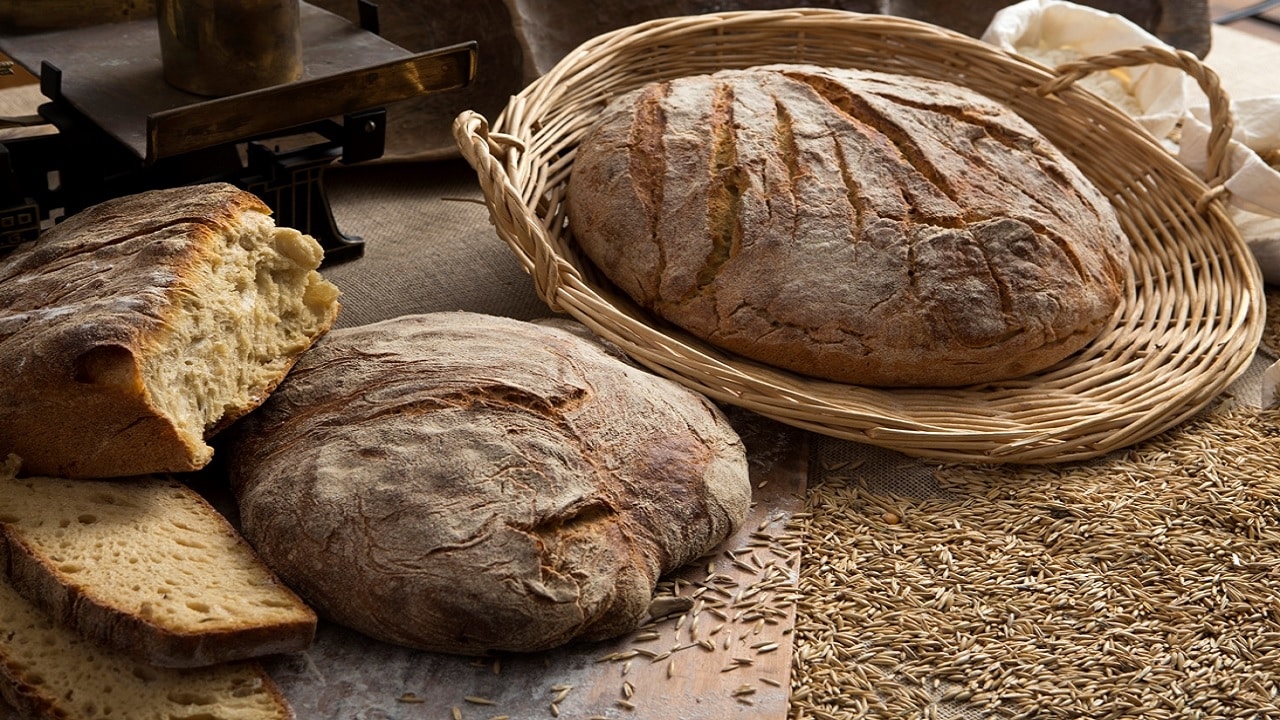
[981,0,1187,140]
[983,0,1280,283]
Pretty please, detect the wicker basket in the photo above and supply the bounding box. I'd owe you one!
[454,9,1263,464]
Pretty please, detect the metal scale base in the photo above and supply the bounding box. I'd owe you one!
[0,1,476,262]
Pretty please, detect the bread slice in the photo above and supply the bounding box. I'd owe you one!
[0,576,294,720]
[0,455,317,669]
[0,183,341,478]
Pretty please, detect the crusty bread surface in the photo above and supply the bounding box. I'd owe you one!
[0,183,341,478]
[0,455,317,669]
[0,576,294,720]
[229,312,752,655]
[566,64,1130,387]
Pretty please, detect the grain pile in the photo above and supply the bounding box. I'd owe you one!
[791,406,1280,719]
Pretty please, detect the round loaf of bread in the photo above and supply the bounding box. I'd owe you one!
[228,312,751,655]
[566,64,1130,387]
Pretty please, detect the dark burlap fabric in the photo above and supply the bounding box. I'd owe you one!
[322,161,552,329]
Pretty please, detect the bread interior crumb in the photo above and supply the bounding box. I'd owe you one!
[142,211,339,449]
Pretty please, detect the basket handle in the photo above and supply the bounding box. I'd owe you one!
[453,110,570,312]
[1035,45,1233,213]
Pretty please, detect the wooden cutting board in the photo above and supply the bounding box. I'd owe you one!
[262,412,808,720]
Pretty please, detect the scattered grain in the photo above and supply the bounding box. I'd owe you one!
[550,685,572,705]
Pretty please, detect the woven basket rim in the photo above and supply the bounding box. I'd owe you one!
[455,8,1265,464]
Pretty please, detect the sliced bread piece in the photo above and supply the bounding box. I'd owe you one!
[0,576,294,720]
[0,455,316,668]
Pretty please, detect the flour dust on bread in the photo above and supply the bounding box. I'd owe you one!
[229,312,752,655]
[0,577,294,720]
[0,455,316,669]
[567,64,1130,387]
[0,183,341,478]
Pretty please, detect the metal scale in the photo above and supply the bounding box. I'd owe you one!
[0,1,477,262]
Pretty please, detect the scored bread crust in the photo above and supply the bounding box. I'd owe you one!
[566,64,1130,387]
[0,456,317,669]
[229,312,752,655]
[0,183,340,478]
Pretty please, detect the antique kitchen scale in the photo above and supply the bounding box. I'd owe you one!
[0,0,477,262]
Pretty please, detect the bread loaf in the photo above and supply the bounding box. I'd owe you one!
[0,577,294,720]
[566,64,1129,387]
[0,455,317,668]
[229,312,751,655]
[0,183,341,478]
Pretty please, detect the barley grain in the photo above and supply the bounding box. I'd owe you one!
[792,408,1280,719]
[550,685,572,704]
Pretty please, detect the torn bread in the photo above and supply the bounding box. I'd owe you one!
[0,183,341,478]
